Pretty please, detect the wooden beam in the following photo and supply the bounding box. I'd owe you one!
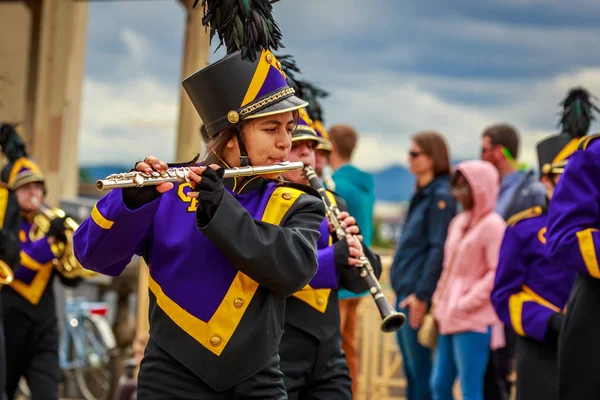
[175,0,210,162]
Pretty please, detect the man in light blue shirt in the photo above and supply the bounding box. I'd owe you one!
[480,123,546,400]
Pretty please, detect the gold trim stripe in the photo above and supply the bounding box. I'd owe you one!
[0,186,8,229]
[576,228,600,278]
[241,50,273,107]
[91,205,114,230]
[509,285,560,336]
[150,186,305,355]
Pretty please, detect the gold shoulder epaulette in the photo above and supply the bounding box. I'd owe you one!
[578,133,600,151]
[507,206,543,227]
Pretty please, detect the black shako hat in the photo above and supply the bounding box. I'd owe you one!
[183,49,307,139]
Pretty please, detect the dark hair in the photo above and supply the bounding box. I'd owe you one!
[482,123,520,160]
[328,124,358,160]
[202,124,244,165]
[412,131,451,177]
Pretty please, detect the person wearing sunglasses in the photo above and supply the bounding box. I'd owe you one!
[491,129,584,400]
[390,131,456,400]
[480,123,546,400]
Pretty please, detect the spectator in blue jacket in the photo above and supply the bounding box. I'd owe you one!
[328,124,376,396]
[390,131,456,400]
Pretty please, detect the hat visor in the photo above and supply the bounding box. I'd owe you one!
[292,133,321,143]
[244,95,308,120]
[316,139,332,152]
[9,174,45,191]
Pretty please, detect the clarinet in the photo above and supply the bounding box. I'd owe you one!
[304,166,406,333]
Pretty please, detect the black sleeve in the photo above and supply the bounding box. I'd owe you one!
[57,271,83,288]
[199,190,325,296]
[339,241,382,294]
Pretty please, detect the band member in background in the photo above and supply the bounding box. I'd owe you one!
[545,88,600,400]
[479,122,546,400]
[491,128,582,400]
[0,125,81,400]
[73,3,325,398]
[279,108,382,399]
[0,124,24,400]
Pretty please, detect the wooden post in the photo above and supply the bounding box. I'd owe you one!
[175,0,210,162]
[60,0,88,199]
[23,0,87,206]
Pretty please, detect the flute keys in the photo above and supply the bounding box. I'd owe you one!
[134,174,145,186]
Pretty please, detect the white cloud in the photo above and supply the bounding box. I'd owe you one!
[327,67,600,171]
[78,0,600,176]
[78,76,180,165]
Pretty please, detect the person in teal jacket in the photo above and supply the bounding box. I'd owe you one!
[327,123,376,395]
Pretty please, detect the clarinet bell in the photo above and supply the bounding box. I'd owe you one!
[380,311,407,333]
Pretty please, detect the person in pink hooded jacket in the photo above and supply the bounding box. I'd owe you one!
[430,160,506,400]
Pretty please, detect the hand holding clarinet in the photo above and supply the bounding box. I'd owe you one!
[304,166,406,332]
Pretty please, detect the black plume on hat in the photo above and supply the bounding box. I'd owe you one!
[0,123,27,163]
[558,87,600,139]
[193,0,284,62]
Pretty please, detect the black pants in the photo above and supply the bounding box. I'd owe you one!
[483,324,515,400]
[558,275,600,400]
[279,325,352,400]
[4,309,59,400]
[137,338,287,399]
[515,336,558,400]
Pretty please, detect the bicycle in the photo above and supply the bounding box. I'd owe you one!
[18,294,118,400]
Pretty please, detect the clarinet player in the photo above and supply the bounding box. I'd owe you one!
[279,108,382,399]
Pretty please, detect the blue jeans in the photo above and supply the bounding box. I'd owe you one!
[430,329,491,400]
[395,297,432,400]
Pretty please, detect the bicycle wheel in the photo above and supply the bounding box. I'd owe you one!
[72,316,118,400]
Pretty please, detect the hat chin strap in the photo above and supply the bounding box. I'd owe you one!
[235,124,251,167]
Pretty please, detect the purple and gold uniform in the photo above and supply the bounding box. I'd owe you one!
[492,207,575,343]
[492,112,592,400]
[1,156,80,400]
[491,206,575,400]
[73,176,324,393]
[547,133,600,400]
[278,111,382,398]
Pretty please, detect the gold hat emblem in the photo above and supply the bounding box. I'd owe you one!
[438,200,447,210]
[266,53,274,64]
[227,110,240,124]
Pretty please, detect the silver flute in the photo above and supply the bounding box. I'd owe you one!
[96,161,304,191]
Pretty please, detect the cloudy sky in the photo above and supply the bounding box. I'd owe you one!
[79,0,600,172]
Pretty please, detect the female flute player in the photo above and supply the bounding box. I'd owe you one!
[73,1,326,398]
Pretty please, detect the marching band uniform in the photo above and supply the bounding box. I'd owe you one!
[280,111,382,399]
[0,179,20,400]
[1,157,80,400]
[491,132,579,400]
[546,133,600,400]
[73,46,325,398]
